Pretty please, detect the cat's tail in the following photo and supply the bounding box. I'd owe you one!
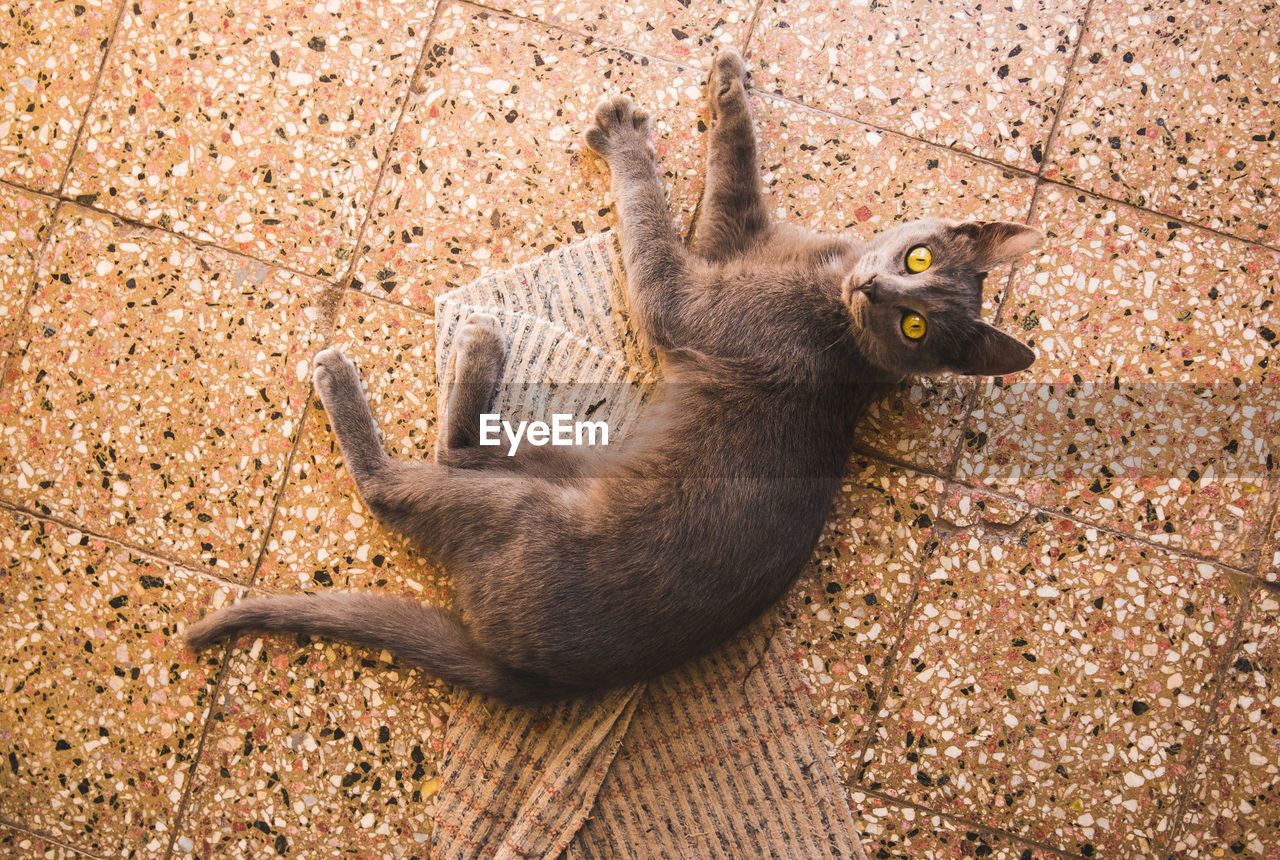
[184,593,567,704]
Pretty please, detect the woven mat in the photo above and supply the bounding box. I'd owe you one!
[430,235,868,859]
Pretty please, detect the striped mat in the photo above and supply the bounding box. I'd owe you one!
[430,234,868,859]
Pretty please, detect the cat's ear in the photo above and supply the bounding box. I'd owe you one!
[954,221,1044,270]
[954,321,1036,376]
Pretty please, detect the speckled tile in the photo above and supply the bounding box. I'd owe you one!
[1269,511,1280,585]
[956,185,1280,563]
[0,0,119,191]
[1172,589,1280,859]
[1046,0,1280,242]
[748,0,1084,171]
[959,380,1279,566]
[859,485,1243,856]
[783,459,942,784]
[851,790,1059,859]
[254,292,451,607]
[0,825,97,859]
[0,205,326,577]
[61,0,435,277]
[0,511,234,858]
[493,0,754,64]
[1005,186,1280,385]
[176,620,449,858]
[351,4,707,311]
[751,93,1039,469]
[0,186,57,355]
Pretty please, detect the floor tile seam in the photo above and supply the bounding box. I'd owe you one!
[341,280,441,319]
[0,815,109,860]
[750,78,1280,255]
[53,0,131,199]
[959,174,1051,486]
[1031,173,1280,254]
[851,787,1087,860]
[0,178,59,204]
[452,0,714,74]
[1030,0,1280,254]
[242,395,320,595]
[43,199,337,286]
[0,197,66,403]
[1155,582,1258,858]
[852,444,1260,575]
[739,0,771,55]
[1247,471,1280,583]
[848,477,951,783]
[751,87,1043,184]
[332,0,452,305]
[1032,0,1098,184]
[941,470,1264,575]
[0,495,254,593]
[159,635,242,860]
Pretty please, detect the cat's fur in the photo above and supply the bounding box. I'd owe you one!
[186,49,1042,704]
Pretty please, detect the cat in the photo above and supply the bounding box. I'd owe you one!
[186,48,1042,704]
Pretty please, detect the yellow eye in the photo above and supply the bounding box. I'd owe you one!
[901,311,927,340]
[905,246,932,273]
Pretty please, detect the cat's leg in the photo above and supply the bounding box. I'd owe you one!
[690,47,770,263]
[584,95,692,350]
[434,313,599,479]
[313,346,392,485]
[312,347,504,548]
[437,312,505,458]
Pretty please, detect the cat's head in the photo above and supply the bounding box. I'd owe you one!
[842,218,1042,377]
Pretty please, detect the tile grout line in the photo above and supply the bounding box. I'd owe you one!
[853,441,1264,578]
[1156,578,1259,858]
[332,0,452,303]
[157,636,241,860]
[160,392,319,856]
[0,815,110,860]
[852,788,1087,860]
[0,197,64,402]
[0,495,318,600]
[52,0,131,199]
[1158,484,1280,849]
[0,177,58,204]
[1032,0,1098,184]
[847,482,950,787]
[459,0,714,75]
[45,199,330,285]
[739,0,771,55]
[943,0,1096,502]
[157,3,453,848]
[0,497,241,585]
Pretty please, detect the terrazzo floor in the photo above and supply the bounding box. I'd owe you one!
[1,0,1277,857]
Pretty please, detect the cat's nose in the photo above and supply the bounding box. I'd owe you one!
[853,276,878,301]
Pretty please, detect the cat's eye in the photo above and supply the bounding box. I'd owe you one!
[905,246,932,273]
[901,311,927,340]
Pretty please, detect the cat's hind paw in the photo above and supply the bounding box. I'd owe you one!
[452,313,506,386]
[584,95,654,161]
[313,346,364,407]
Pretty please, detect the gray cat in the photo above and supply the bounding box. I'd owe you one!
[186,48,1042,703]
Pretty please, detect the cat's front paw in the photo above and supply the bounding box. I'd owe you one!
[706,47,749,122]
[583,95,654,162]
